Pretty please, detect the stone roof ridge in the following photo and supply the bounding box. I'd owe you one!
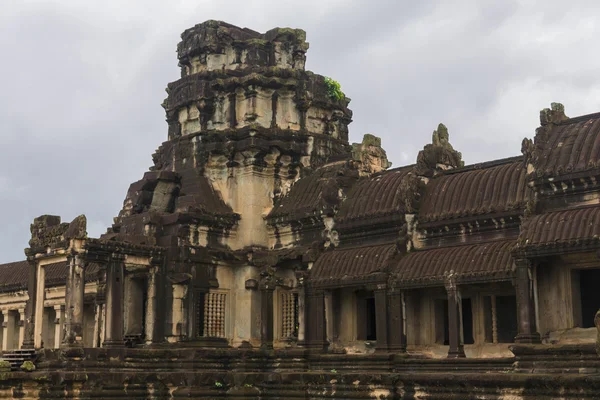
[442,155,524,175]
[553,110,600,126]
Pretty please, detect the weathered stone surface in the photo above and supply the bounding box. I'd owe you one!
[3,20,600,399]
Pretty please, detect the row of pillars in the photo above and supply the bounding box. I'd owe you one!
[24,254,163,349]
[295,259,540,356]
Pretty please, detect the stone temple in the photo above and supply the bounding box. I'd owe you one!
[0,20,599,398]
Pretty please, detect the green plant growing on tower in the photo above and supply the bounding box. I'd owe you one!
[324,77,345,101]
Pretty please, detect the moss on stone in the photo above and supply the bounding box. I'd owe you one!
[0,360,11,371]
[20,361,35,372]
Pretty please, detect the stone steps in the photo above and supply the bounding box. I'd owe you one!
[1,349,36,371]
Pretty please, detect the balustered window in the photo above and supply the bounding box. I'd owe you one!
[280,291,299,340]
[199,291,227,338]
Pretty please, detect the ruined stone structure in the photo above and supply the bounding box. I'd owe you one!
[0,20,600,398]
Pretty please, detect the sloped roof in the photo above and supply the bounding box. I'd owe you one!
[336,166,414,223]
[310,243,397,287]
[392,240,515,288]
[533,112,600,179]
[175,169,236,216]
[518,205,600,249]
[420,158,531,224]
[268,162,355,220]
[0,261,101,293]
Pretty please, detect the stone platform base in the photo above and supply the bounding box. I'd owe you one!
[0,344,598,399]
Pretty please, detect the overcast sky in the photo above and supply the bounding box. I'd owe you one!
[1,0,599,262]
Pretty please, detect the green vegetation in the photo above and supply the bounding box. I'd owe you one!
[324,77,345,101]
[20,361,35,372]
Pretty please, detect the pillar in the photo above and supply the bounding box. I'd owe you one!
[260,282,275,349]
[124,275,144,338]
[324,291,334,345]
[103,258,125,347]
[514,259,541,343]
[22,259,37,349]
[374,285,389,352]
[1,310,8,351]
[296,286,306,346]
[63,254,86,347]
[145,266,164,344]
[93,263,107,347]
[54,305,64,349]
[18,308,25,349]
[387,289,406,353]
[445,273,465,358]
[33,263,46,348]
[304,289,327,351]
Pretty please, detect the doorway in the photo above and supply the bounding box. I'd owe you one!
[579,269,600,328]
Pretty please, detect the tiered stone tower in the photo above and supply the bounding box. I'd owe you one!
[101,20,353,346]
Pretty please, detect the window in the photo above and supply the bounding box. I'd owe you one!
[484,295,517,343]
[280,291,299,340]
[199,291,227,338]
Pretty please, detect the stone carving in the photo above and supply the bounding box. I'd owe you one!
[540,102,568,126]
[415,123,463,177]
[27,215,70,253]
[351,134,392,175]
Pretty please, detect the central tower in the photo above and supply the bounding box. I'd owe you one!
[104,21,354,347]
[155,20,353,249]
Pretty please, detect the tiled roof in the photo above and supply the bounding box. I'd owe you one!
[336,166,414,223]
[518,205,600,248]
[310,243,397,287]
[268,163,355,220]
[0,261,101,293]
[391,240,515,288]
[420,159,531,223]
[533,113,600,179]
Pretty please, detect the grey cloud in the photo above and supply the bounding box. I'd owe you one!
[1,0,600,262]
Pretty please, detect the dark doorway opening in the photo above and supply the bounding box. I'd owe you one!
[580,269,600,328]
[461,298,474,345]
[496,296,517,343]
[366,297,377,341]
[435,299,450,345]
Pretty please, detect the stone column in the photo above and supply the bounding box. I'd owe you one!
[93,264,106,348]
[324,291,334,345]
[62,254,86,347]
[445,272,465,358]
[387,289,406,353]
[22,259,37,349]
[103,258,125,347]
[374,285,389,352]
[260,281,275,350]
[297,287,306,346]
[145,265,164,344]
[124,274,144,338]
[33,262,46,348]
[514,259,541,343]
[18,308,26,349]
[1,310,8,351]
[305,289,327,351]
[53,305,64,349]
[295,271,307,347]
